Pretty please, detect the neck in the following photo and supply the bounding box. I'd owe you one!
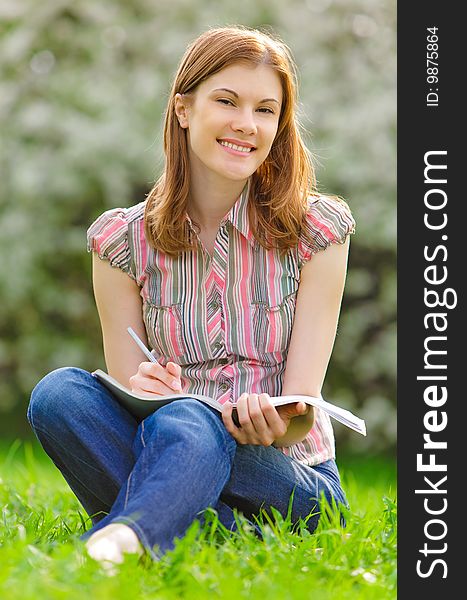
[187,175,247,230]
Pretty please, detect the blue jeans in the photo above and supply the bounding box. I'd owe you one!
[27,367,348,559]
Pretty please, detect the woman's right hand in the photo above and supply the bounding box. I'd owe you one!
[129,361,183,396]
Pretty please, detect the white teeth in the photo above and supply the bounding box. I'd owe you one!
[218,140,252,153]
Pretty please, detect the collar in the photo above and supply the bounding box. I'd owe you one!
[185,179,256,247]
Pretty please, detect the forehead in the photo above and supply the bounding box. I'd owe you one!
[198,63,283,101]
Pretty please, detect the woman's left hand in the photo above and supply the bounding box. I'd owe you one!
[221,393,309,446]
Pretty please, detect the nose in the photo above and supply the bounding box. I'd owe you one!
[231,108,258,136]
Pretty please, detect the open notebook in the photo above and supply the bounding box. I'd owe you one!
[92,369,366,436]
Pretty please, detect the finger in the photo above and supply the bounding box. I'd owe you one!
[259,394,288,438]
[131,379,175,396]
[166,362,183,389]
[288,401,309,416]
[236,394,257,437]
[237,394,272,445]
[139,362,182,391]
[133,365,180,395]
[132,375,180,397]
[221,402,235,432]
[222,403,246,443]
[277,402,311,423]
[247,393,270,436]
[166,361,181,378]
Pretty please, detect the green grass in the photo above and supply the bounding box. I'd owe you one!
[0,440,396,599]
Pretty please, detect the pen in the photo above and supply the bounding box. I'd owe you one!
[127,327,158,363]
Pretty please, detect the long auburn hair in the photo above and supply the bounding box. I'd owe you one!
[144,25,316,257]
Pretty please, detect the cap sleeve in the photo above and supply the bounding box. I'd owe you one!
[298,195,356,266]
[86,202,147,285]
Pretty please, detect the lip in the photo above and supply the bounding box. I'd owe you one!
[217,140,256,158]
[217,138,257,150]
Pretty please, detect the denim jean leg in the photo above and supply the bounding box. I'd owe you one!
[27,367,139,524]
[219,443,348,534]
[83,399,237,560]
[28,371,346,557]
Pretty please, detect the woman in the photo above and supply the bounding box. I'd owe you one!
[28,25,355,566]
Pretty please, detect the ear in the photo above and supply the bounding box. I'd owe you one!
[174,93,190,129]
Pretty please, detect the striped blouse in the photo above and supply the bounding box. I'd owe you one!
[86,184,355,466]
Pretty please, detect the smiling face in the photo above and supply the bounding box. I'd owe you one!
[174,62,283,190]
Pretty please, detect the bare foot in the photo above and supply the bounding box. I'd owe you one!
[85,523,143,574]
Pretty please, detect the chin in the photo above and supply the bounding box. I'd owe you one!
[217,163,259,181]
[224,170,254,181]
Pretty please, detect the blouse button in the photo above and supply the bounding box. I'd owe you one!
[219,383,229,392]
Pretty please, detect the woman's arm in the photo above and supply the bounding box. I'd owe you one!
[92,253,184,394]
[92,253,149,387]
[272,237,350,446]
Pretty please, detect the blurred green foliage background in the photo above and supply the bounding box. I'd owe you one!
[0,0,396,453]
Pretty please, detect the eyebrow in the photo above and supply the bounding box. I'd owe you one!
[211,88,281,105]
